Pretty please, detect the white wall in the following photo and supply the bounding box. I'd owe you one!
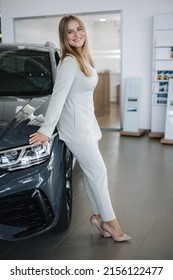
[1,0,173,129]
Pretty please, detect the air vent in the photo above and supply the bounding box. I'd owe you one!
[0,189,54,238]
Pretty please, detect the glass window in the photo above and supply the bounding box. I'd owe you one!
[0,49,53,97]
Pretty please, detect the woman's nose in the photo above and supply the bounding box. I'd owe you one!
[74,30,78,36]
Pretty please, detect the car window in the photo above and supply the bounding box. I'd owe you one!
[0,49,53,97]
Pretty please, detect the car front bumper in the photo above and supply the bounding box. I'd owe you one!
[0,140,64,241]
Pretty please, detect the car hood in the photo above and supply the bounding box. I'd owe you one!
[0,96,50,150]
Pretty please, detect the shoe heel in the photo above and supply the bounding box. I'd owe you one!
[90,215,112,238]
[102,229,108,238]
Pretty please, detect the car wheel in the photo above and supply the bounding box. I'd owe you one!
[56,145,73,231]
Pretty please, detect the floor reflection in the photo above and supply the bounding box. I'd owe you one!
[96,102,120,129]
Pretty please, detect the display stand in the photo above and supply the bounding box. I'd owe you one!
[149,13,173,139]
[120,77,145,136]
[161,78,173,144]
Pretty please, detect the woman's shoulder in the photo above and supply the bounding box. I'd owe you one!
[63,55,77,64]
[58,55,77,72]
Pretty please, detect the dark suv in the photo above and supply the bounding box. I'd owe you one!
[0,42,73,241]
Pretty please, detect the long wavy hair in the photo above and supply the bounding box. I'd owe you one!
[58,15,94,77]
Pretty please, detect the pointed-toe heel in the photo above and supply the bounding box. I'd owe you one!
[90,215,111,238]
[102,222,132,242]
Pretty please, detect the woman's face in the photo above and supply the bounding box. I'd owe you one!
[66,20,86,51]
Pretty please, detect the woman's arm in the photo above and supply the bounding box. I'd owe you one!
[29,56,77,145]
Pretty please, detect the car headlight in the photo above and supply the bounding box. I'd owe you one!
[0,139,54,171]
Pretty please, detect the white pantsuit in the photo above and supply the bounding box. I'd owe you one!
[65,141,115,221]
[39,56,116,221]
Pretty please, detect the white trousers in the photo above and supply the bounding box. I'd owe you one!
[65,141,116,221]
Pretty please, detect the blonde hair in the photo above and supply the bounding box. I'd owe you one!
[58,14,94,77]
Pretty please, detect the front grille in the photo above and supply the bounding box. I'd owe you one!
[0,189,54,238]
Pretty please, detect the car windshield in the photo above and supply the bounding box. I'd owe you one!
[0,48,53,97]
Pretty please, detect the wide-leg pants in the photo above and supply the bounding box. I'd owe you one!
[65,141,116,221]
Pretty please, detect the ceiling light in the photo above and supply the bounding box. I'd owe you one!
[99,18,107,22]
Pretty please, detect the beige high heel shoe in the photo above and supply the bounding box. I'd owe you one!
[90,215,111,238]
[102,222,132,242]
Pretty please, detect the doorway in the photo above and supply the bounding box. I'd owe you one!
[80,12,121,130]
[14,11,122,130]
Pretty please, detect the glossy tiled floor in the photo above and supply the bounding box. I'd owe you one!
[1,131,173,260]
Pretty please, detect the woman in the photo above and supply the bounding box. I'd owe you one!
[29,14,132,242]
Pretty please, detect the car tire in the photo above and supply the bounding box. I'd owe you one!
[56,145,73,231]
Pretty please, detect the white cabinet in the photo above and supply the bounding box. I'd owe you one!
[161,78,173,144]
[0,17,2,43]
[149,13,173,138]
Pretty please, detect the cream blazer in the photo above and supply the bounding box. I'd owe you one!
[38,56,102,143]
